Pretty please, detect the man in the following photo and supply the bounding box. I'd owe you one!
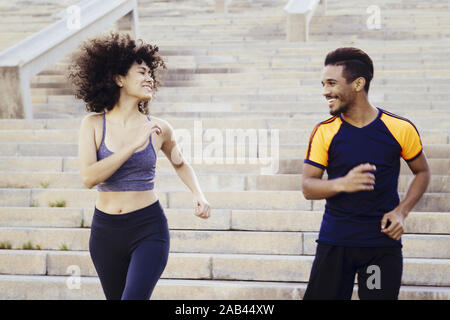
[302,47,430,300]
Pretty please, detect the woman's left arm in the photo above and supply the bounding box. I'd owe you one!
[158,118,211,219]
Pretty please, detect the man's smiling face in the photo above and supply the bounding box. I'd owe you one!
[321,64,356,116]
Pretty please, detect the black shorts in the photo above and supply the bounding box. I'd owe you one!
[303,243,403,300]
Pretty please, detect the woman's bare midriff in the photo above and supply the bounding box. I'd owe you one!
[95,189,159,214]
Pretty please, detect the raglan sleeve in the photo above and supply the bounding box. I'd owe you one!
[400,121,423,162]
[304,124,329,170]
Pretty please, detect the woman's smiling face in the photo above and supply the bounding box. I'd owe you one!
[117,61,155,102]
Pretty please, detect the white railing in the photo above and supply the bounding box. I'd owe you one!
[215,0,233,13]
[215,0,325,41]
[0,0,139,119]
[284,0,326,41]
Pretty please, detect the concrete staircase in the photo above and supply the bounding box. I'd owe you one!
[0,0,449,299]
[309,0,450,41]
[0,0,80,52]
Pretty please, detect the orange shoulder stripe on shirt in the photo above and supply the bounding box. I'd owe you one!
[305,116,338,160]
[380,110,423,161]
[305,116,342,168]
[381,109,421,137]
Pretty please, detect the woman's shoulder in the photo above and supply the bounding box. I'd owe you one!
[80,112,103,131]
[149,115,176,141]
[82,112,103,122]
[149,115,173,131]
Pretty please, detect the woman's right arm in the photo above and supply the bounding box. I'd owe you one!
[78,114,137,189]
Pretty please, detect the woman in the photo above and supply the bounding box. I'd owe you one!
[69,32,211,300]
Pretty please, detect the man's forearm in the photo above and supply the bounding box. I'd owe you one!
[302,163,376,200]
[396,170,431,218]
[302,177,342,200]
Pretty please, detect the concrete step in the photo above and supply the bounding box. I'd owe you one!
[303,233,450,259]
[148,101,450,113]
[140,279,450,300]
[34,64,450,81]
[162,71,450,83]
[0,207,448,235]
[130,30,450,42]
[45,45,450,60]
[0,129,79,143]
[30,69,448,82]
[3,116,450,131]
[0,155,275,174]
[42,54,450,72]
[0,250,448,287]
[30,86,450,103]
[0,227,448,258]
[0,227,303,255]
[227,210,450,235]
[141,21,450,33]
[2,187,450,212]
[30,70,450,90]
[0,275,448,300]
[2,123,449,144]
[273,144,450,160]
[0,119,83,130]
[1,141,449,160]
[35,92,450,105]
[60,38,450,53]
[107,39,450,52]
[1,171,449,193]
[1,156,448,175]
[29,103,450,118]
[0,189,312,210]
[0,207,233,230]
[17,42,450,61]
[157,114,450,132]
[6,99,448,115]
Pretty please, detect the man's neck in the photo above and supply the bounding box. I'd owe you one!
[341,100,378,128]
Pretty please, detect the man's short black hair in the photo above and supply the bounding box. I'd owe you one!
[324,47,374,93]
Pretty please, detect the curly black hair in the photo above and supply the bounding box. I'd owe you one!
[324,47,374,93]
[68,32,166,114]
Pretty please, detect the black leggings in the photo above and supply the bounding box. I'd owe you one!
[89,200,170,300]
[303,243,403,300]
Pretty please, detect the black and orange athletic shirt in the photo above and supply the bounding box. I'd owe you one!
[304,108,423,247]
